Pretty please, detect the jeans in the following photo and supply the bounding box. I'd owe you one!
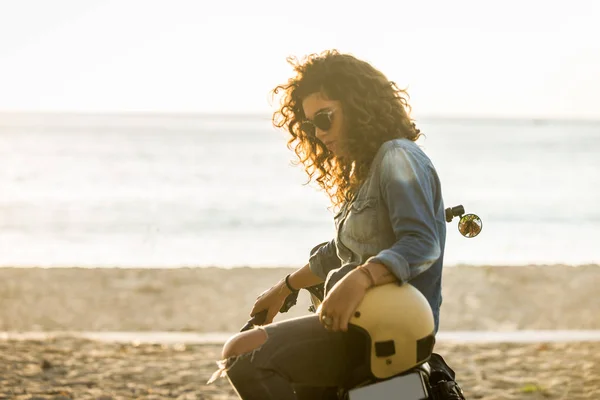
[224,314,370,400]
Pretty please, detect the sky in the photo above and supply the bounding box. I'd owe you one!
[0,0,599,119]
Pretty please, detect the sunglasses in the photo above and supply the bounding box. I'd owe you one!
[300,109,335,136]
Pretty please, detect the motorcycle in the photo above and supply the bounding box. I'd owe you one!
[239,205,480,400]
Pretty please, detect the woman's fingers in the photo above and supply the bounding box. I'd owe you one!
[320,298,357,332]
[265,306,279,325]
[320,305,340,331]
[250,300,265,316]
[250,285,277,316]
[338,308,354,332]
[320,271,369,332]
[318,304,330,330]
[331,314,342,332]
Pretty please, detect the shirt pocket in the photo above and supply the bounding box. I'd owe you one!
[342,197,379,244]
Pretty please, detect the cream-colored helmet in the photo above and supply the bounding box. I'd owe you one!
[349,282,436,379]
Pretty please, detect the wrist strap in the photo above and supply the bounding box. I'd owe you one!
[285,274,299,293]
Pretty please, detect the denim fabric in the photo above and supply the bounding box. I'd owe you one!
[309,138,446,332]
[225,315,368,400]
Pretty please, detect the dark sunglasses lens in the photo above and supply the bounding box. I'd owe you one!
[313,112,332,131]
[300,121,316,136]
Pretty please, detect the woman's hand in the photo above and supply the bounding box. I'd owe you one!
[318,268,372,332]
[250,280,290,325]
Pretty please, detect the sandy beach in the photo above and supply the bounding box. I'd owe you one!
[1,264,599,399]
[2,265,599,332]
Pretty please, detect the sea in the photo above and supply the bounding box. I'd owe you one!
[1,112,599,268]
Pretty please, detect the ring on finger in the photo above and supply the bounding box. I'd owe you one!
[321,314,334,328]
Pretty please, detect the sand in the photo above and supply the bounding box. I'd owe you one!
[1,265,599,399]
[1,265,599,332]
[1,338,598,400]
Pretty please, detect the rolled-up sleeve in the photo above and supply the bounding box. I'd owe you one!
[367,145,441,283]
[308,239,342,280]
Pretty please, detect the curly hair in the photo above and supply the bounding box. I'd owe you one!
[271,49,422,208]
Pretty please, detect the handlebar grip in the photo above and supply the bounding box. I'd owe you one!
[445,205,465,222]
[240,309,268,332]
[240,289,301,332]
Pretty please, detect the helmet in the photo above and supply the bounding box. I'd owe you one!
[349,283,436,379]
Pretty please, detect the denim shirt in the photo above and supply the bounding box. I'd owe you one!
[308,138,446,332]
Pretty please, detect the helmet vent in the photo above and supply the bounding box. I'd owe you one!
[374,340,396,357]
[416,334,436,363]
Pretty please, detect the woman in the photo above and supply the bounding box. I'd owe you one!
[212,50,455,399]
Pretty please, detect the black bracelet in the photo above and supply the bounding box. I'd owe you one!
[285,274,299,293]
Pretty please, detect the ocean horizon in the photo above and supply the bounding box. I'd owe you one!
[1,112,598,268]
